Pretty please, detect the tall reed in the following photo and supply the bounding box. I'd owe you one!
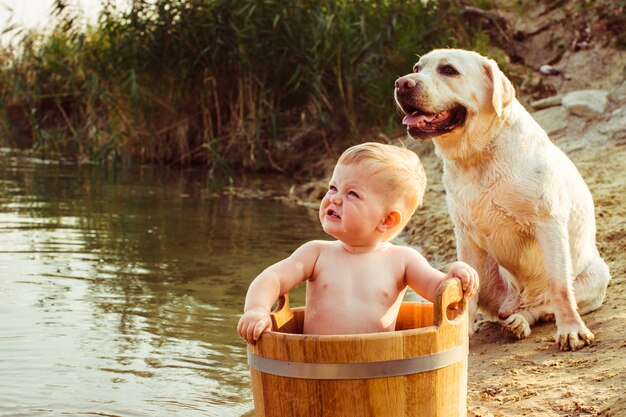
[0,0,493,171]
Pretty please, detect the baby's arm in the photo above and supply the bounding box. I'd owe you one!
[403,248,479,302]
[237,240,321,343]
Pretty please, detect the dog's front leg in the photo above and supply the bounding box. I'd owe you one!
[536,220,594,351]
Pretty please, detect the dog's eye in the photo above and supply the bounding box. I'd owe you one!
[412,64,421,73]
[439,64,459,76]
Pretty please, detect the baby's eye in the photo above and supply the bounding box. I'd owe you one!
[348,191,360,198]
[329,185,337,192]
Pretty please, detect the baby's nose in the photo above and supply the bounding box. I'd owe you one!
[331,194,343,205]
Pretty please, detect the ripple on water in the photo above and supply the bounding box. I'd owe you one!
[0,158,324,416]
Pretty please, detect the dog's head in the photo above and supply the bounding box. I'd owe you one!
[394,49,515,158]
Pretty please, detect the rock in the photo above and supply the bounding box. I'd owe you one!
[608,80,626,107]
[538,64,561,76]
[533,106,569,136]
[599,104,626,141]
[530,94,563,110]
[562,89,609,117]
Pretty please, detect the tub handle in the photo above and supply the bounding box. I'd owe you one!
[270,280,466,332]
[434,278,467,329]
[270,294,294,331]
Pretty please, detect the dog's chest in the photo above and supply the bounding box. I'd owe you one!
[445,171,536,245]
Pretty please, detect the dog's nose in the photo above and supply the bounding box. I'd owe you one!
[395,76,417,93]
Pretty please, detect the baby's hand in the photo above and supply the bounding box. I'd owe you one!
[237,308,272,344]
[447,261,479,301]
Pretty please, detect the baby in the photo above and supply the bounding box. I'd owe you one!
[237,142,478,343]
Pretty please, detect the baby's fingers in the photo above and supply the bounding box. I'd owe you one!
[253,318,271,341]
[453,268,471,289]
[237,316,251,340]
[465,270,479,300]
[245,320,262,344]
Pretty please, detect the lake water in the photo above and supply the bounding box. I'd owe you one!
[0,152,324,416]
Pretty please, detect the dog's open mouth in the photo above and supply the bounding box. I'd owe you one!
[401,105,467,139]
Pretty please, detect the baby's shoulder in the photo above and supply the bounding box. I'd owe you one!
[385,242,417,253]
[293,240,342,268]
[298,239,338,253]
[384,243,426,261]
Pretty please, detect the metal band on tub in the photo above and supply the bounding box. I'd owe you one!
[247,343,468,380]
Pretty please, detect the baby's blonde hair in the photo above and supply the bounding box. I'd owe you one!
[337,142,426,230]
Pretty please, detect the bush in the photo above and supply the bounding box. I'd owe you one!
[0,0,490,171]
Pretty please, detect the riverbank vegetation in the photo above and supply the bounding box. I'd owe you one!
[0,0,497,172]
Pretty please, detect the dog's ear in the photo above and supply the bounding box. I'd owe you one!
[484,59,515,117]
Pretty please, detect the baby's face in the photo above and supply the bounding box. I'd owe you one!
[319,163,390,246]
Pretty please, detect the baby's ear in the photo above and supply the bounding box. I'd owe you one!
[378,210,402,232]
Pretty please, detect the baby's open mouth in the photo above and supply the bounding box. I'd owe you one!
[327,209,341,219]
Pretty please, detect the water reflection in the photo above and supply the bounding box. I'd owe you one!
[0,152,323,416]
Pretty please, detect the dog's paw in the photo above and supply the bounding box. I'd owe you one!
[502,313,531,339]
[555,324,594,351]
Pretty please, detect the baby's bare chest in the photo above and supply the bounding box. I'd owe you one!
[311,255,405,301]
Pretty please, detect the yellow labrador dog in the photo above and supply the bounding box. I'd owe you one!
[394,49,610,351]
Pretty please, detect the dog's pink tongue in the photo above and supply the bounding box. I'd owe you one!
[402,113,432,126]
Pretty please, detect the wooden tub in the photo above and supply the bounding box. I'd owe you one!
[247,278,468,417]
